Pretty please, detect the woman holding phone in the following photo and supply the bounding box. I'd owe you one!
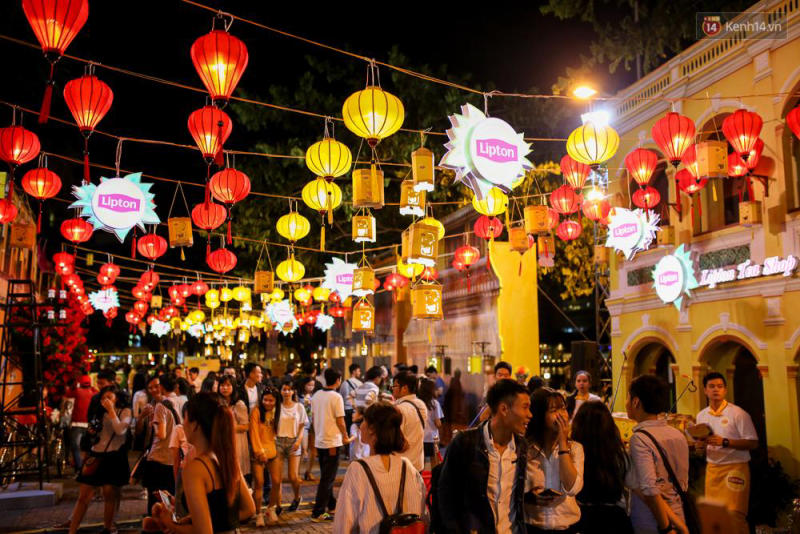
[524,388,584,534]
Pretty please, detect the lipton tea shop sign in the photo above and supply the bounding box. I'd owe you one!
[652,245,698,310]
[698,255,798,288]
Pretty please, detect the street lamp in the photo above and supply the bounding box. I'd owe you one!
[572,85,597,100]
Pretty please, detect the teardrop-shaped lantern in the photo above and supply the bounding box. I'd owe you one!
[187,106,232,163]
[651,112,695,166]
[190,29,249,105]
[722,109,763,160]
[560,154,591,190]
[63,75,113,133]
[624,148,659,187]
[342,86,405,147]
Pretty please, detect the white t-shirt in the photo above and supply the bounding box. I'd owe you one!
[394,395,428,471]
[423,399,443,443]
[349,422,370,460]
[277,401,308,439]
[340,377,363,411]
[572,393,602,420]
[311,389,345,449]
[245,384,259,412]
[696,402,758,464]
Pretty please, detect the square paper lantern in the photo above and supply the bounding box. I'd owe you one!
[352,267,375,297]
[524,205,550,235]
[254,271,274,294]
[400,180,426,216]
[352,215,376,243]
[353,168,384,209]
[168,217,194,248]
[9,224,36,249]
[695,141,728,178]
[739,201,762,226]
[593,245,609,265]
[150,295,163,308]
[411,147,435,192]
[657,226,675,247]
[509,226,529,253]
[410,282,443,320]
[404,221,439,267]
[351,299,375,333]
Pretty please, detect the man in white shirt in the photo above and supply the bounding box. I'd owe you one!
[392,370,428,471]
[354,366,383,411]
[310,367,352,522]
[695,372,758,533]
[187,367,201,393]
[238,363,263,413]
[339,363,362,433]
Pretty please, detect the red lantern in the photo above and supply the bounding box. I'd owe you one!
[97,273,113,286]
[632,186,662,209]
[53,251,74,268]
[81,302,93,315]
[582,198,611,221]
[71,284,85,296]
[454,245,480,269]
[22,167,61,231]
[171,295,186,307]
[163,306,179,320]
[745,138,764,171]
[62,273,80,287]
[132,286,149,300]
[178,284,193,299]
[330,305,345,318]
[207,247,237,274]
[133,300,148,316]
[192,201,227,255]
[22,0,89,124]
[722,109,763,159]
[0,126,41,172]
[651,112,695,166]
[146,315,156,326]
[0,199,18,224]
[63,75,114,183]
[190,29,249,105]
[560,154,591,191]
[99,262,120,282]
[421,266,439,281]
[139,270,160,289]
[191,280,209,296]
[210,168,250,244]
[473,215,503,240]
[384,273,409,291]
[550,185,582,215]
[677,169,707,195]
[103,307,117,320]
[681,144,698,177]
[556,219,582,241]
[788,106,800,140]
[304,312,317,325]
[125,311,140,324]
[452,259,465,271]
[168,285,182,301]
[187,106,232,164]
[60,217,93,243]
[137,233,167,260]
[329,292,341,304]
[728,153,748,177]
[624,148,658,186]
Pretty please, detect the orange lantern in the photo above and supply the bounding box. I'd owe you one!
[722,109,763,160]
[192,201,227,255]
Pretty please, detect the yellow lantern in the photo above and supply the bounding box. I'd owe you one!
[167,217,193,248]
[566,122,619,167]
[400,180,426,217]
[351,298,375,333]
[312,286,330,302]
[509,226,529,253]
[352,168,385,209]
[276,255,305,283]
[352,267,375,297]
[352,214,376,243]
[302,178,343,216]
[402,221,439,267]
[420,216,444,240]
[472,187,508,216]
[524,205,550,235]
[305,137,352,180]
[188,310,206,324]
[271,288,285,301]
[342,86,404,146]
[276,211,311,243]
[232,286,251,302]
[410,282,443,320]
[220,287,233,302]
[411,146,435,192]
[205,288,219,302]
[294,287,312,303]
[254,271,274,294]
[150,295,163,309]
[397,258,424,279]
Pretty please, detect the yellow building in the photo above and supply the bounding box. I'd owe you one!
[606,0,800,474]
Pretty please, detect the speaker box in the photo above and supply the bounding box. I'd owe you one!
[570,341,601,385]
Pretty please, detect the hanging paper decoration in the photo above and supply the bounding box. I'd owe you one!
[566,114,619,168]
[150,319,171,337]
[302,177,343,250]
[403,221,439,267]
[472,187,508,216]
[560,155,591,190]
[652,244,698,310]
[651,112,695,166]
[188,106,232,166]
[210,167,250,243]
[276,254,304,282]
[722,109,763,159]
[411,146,435,192]
[267,299,298,335]
[306,134,352,181]
[632,186,662,210]
[352,213,376,243]
[88,287,119,313]
[207,247,237,274]
[321,257,356,300]
[351,299,375,333]
[70,172,160,241]
[254,272,273,294]
[22,166,61,231]
[677,169,707,194]
[190,28,249,105]
[624,148,658,186]
[556,220,582,241]
[352,169,385,209]
[276,210,311,243]
[550,185,582,215]
[693,141,728,179]
[605,208,660,260]
[342,85,404,147]
[60,217,93,243]
[788,105,800,140]
[22,0,89,124]
[315,314,335,332]
[192,200,227,255]
[441,103,532,199]
[137,232,167,260]
[352,267,376,298]
[410,281,443,320]
[524,205,558,235]
[399,180,426,216]
[63,73,113,183]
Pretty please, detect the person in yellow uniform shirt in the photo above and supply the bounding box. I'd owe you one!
[695,372,758,534]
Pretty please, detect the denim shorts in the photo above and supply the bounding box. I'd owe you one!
[276,436,301,458]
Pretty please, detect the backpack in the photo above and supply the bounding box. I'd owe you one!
[357,459,425,534]
[426,462,445,534]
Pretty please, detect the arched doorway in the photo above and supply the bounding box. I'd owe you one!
[632,341,677,410]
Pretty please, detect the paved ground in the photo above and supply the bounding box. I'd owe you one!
[0,459,346,534]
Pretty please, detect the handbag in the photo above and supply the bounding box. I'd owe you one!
[635,429,701,534]
[358,459,426,534]
[80,428,113,478]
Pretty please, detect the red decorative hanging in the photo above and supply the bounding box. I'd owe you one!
[728,153,748,177]
[329,291,341,304]
[207,247,237,273]
[560,154,591,191]
[191,280,209,296]
[677,169,707,194]
[190,29,249,105]
[681,144,699,177]
[745,138,764,171]
[632,186,662,209]
[133,300,148,316]
[624,148,658,186]
[330,305,346,318]
[22,167,61,199]
[0,126,41,174]
[62,273,80,287]
[137,233,167,260]
[53,251,74,271]
[210,168,251,244]
[178,284,193,299]
[22,0,89,124]
[187,106,232,164]
[125,311,140,325]
[549,185,582,215]
[99,262,120,283]
[788,106,800,140]
[60,217,92,243]
[192,201,227,254]
[132,286,149,300]
[473,215,504,240]
[454,245,480,268]
[556,219,582,241]
[582,198,611,221]
[651,112,695,166]
[0,199,18,224]
[63,74,114,183]
[420,266,439,281]
[722,109,763,159]
[383,273,409,291]
[139,270,160,290]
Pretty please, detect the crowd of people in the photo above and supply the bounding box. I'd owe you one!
[58,359,758,533]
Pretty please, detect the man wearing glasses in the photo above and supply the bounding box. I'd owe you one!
[392,370,428,471]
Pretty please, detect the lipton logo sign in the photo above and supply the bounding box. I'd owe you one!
[612,223,639,239]
[605,208,659,260]
[97,194,141,213]
[652,245,698,310]
[658,271,679,286]
[475,139,518,163]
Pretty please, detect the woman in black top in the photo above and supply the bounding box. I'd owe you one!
[570,401,633,534]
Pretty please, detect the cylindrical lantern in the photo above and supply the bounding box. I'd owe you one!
[400,180,426,216]
[254,271,274,294]
[168,217,194,248]
[190,29,249,105]
[694,141,729,178]
[351,299,375,333]
[352,267,376,297]
[509,226,529,253]
[405,221,439,267]
[352,214,376,243]
[352,168,385,209]
[411,146,435,192]
[524,205,549,235]
[410,282,443,320]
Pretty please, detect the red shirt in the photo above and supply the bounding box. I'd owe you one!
[66,387,96,423]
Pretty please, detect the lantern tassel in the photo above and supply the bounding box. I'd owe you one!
[180,247,185,261]
[37,204,42,233]
[320,226,325,252]
[83,151,90,184]
[214,148,224,167]
[206,238,211,258]
[131,230,137,259]
[226,219,232,245]
[38,65,54,125]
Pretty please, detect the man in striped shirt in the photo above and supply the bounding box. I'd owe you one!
[392,370,428,471]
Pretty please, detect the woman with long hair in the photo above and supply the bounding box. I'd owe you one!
[298,376,317,481]
[200,376,217,393]
[333,402,427,533]
[418,377,443,469]
[272,378,307,512]
[69,386,131,534]
[524,388,584,534]
[149,393,255,533]
[250,387,279,526]
[571,402,633,534]
[217,375,250,482]
[566,371,602,419]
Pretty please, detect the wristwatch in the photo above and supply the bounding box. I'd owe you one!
[722,438,730,448]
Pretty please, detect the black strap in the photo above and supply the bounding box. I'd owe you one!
[634,429,689,503]
[400,400,425,429]
[196,457,219,489]
[357,458,408,517]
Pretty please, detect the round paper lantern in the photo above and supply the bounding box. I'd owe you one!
[722,109,763,159]
[232,286,250,302]
[210,168,250,205]
[582,198,611,221]
[306,137,352,180]
[207,247,237,274]
[677,169,707,195]
[62,273,80,287]
[472,188,508,216]
[177,284,192,299]
[302,177,343,214]
[104,307,118,320]
[728,153,748,177]
[651,112,695,166]
[99,262,120,283]
[566,122,619,167]
[192,201,227,230]
[745,138,764,171]
[125,311,140,324]
[63,75,113,133]
[560,154,591,190]
[624,148,659,187]
[397,259,424,279]
[132,286,148,300]
[0,126,41,169]
[330,306,346,318]
[474,215,503,240]
[22,167,61,200]
[133,300,148,316]
[421,266,439,281]
[788,106,800,140]
[190,29,249,105]
[632,186,662,209]
[53,251,74,269]
[293,286,311,304]
[550,184,582,215]
[0,199,18,224]
[187,106,232,163]
[137,233,167,260]
[139,270,160,289]
[313,286,331,302]
[342,86,405,146]
[384,272,409,292]
[556,219,582,241]
[276,211,311,242]
[453,245,480,268]
[191,280,209,296]
[276,255,305,283]
[60,217,92,243]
